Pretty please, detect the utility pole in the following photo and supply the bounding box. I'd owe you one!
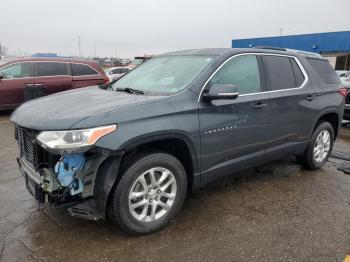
[0,41,2,58]
[78,36,82,58]
[279,27,283,36]
[94,41,96,58]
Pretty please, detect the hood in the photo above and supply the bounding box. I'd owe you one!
[11,86,166,130]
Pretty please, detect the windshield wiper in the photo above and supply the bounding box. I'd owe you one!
[116,87,144,95]
[98,79,118,90]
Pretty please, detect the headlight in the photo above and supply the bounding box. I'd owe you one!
[37,124,117,150]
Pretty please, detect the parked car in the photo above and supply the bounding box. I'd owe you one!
[338,71,350,120]
[104,67,130,82]
[11,48,346,235]
[127,55,152,69]
[0,58,109,110]
[335,70,349,77]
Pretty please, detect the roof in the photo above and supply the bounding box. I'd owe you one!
[0,57,100,66]
[232,31,350,53]
[158,48,322,60]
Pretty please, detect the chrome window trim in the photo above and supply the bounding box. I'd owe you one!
[197,52,309,102]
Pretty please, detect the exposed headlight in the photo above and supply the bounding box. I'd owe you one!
[37,125,117,150]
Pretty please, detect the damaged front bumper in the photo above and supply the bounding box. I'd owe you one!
[17,151,121,221]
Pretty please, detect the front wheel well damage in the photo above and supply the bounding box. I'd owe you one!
[104,138,195,219]
[119,138,194,190]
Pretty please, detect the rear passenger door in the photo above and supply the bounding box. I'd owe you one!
[34,62,72,94]
[262,54,318,156]
[70,63,103,88]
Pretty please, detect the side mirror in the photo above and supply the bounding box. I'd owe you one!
[340,73,346,77]
[0,74,3,80]
[202,84,239,101]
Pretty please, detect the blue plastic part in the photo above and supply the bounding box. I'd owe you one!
[54,154,85,195]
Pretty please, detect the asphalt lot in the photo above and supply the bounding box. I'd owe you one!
[1,110,350,262]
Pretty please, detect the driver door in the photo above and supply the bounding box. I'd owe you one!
[199,54,270,181]
[0,62,34,109]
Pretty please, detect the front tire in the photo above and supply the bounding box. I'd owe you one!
[297,122,334,170]
[108,153,187,235]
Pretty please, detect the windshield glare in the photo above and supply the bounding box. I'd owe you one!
[113,55,214,94]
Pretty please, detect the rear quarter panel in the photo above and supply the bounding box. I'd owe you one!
[301,57,344,135]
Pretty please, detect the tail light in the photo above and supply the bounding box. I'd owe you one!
[103,76,109,84]
[338,87,348,98]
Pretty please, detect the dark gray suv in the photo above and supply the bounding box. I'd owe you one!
[11,48,347,234]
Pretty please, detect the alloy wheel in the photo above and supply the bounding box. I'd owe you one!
[128,167,177,222]
[313,130,331,163]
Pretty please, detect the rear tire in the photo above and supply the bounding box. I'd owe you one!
[108,153,187,235]
[297,122,334,170]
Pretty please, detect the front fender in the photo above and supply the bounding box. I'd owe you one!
[119,131,200,175]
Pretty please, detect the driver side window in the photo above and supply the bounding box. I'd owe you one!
[0,63,31,79]
[210,55,261,95]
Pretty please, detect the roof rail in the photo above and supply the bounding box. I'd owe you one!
[253,46,287,51]
[285,48,322,58]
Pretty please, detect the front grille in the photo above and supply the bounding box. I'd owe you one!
[16,126,38,167]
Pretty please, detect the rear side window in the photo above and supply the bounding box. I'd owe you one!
[36,62,67,76]
[262,56,296,91]
[71,63,98,76]
[306,58,340,84]
[290,58,305,87]
[210,54,261,95]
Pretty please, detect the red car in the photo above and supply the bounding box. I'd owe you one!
[0,58,109,110]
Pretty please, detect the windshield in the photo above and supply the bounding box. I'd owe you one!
[112,55,214,94]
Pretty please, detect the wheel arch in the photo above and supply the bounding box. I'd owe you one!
[313,108,340,139]
[118,133,200,188]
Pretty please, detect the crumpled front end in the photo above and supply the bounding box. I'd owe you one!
[15,125,119,220]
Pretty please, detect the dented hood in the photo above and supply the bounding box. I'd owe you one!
[10,86,165,130]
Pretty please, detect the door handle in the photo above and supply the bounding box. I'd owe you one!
[305,94,315,101]
[253,102,267,109]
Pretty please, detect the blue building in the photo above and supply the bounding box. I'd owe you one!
[232,31,350,70]
[31,53,58,58]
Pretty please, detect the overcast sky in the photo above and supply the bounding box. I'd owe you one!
[0,0,349,58]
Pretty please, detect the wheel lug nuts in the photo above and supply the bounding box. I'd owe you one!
[157,190,161,194]
[149,199,153,203]
[155,196,158,201]
[145,195,149,199]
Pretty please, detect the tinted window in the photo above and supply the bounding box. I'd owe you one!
[210,55,261,95]
[71,63,98,76]
[307,58,340,84]
[0,63,31,79]
[36,62,67,76]
[290,58,305,87]
[263,56,295,90]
